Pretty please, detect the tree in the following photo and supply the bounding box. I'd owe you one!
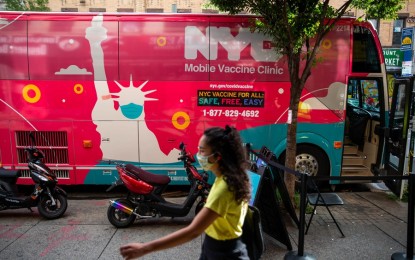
[5,0,50,11]
[209,0,404,203]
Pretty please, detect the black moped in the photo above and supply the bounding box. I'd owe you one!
[0,132,67,219]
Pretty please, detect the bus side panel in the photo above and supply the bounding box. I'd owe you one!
[0,13,355,185]
[240,122,344,178]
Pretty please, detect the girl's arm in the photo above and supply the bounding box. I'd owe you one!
[120,207,219,260]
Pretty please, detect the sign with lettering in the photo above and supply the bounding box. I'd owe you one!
[407,17,415,24]
[383,48,403,70]
[401,27,415,76]
[401,27,414,51]
[197,90,265,107]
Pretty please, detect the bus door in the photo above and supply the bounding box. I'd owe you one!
[384,77,415,196]
[345,77,385,178]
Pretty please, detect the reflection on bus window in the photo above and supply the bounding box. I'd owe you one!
[347,79,360,107]
[348,79,380,113]
[361,80,379,112]
[392,84,406,126]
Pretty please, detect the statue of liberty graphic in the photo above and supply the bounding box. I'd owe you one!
[85,14,179,163]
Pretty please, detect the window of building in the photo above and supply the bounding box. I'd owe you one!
[146,8,163,13]
[89,8,106,12]
[117,8,134,12]
[62,8,78,12]
[368,19,379,33]
[202,9,219,13]
[392,18,405,46]
[177,9,191,13]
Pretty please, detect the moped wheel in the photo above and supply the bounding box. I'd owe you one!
[107,199,136,228]
[38,193,68,220]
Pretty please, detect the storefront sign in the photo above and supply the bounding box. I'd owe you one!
[401,27,415,76]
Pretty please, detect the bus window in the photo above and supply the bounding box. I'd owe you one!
[0,19,29,80]
[347,79,380,113]
[391,83,406,126]
[347,79,361,106]
[352,26,381,73]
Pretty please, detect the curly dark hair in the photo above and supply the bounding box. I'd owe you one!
[203,125,251,203]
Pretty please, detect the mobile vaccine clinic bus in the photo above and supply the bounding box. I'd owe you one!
[0,11,390,188]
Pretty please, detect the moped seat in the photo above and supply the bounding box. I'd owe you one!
[0,168,21,178]
[125,164,171,186]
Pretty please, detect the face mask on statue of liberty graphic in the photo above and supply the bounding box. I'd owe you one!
[120,103,143,119]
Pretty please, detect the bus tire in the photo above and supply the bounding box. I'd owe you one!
[295,145,330,187]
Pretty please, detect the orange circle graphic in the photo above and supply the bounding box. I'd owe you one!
[172,111,190,130]
[22,84,41,103]
[157,36,167,47]
[321,39,332,49]
[74,84,84,94]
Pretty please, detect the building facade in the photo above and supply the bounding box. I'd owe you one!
[49,0,214,13]
[331,0,415,48]
[48,1,415,48]
[331,0,415,73]
[0,0,5,11]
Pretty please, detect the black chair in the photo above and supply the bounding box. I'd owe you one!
[305,179,345,237]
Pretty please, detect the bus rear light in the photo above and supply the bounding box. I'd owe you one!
[334,141,343,149]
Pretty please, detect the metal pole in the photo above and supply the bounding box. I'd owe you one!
[407,173,415,259]
[392,77,415,260]
[391,173,415,259]
[284,173,316,260]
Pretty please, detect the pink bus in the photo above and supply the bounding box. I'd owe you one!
[0,12,389,187]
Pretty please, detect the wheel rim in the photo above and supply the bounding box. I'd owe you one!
[295,153,319,176]
[44,199,60,211]
[114,208,132,222]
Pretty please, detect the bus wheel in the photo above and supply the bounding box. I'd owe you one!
[295,145,330,187]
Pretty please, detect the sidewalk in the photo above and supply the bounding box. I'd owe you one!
[287,191,410,259]
[0,188,412,259]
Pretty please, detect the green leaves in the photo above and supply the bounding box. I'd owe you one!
[5,0,50,11]
[208,0,403,53]
[351,0,404,20]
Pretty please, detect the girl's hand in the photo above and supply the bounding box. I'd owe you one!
[120,243,148,260]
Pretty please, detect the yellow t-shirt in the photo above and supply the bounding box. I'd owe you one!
[204,175,247,240]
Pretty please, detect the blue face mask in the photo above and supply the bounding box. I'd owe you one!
[196,153,215,171]
[120,103,143,119]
